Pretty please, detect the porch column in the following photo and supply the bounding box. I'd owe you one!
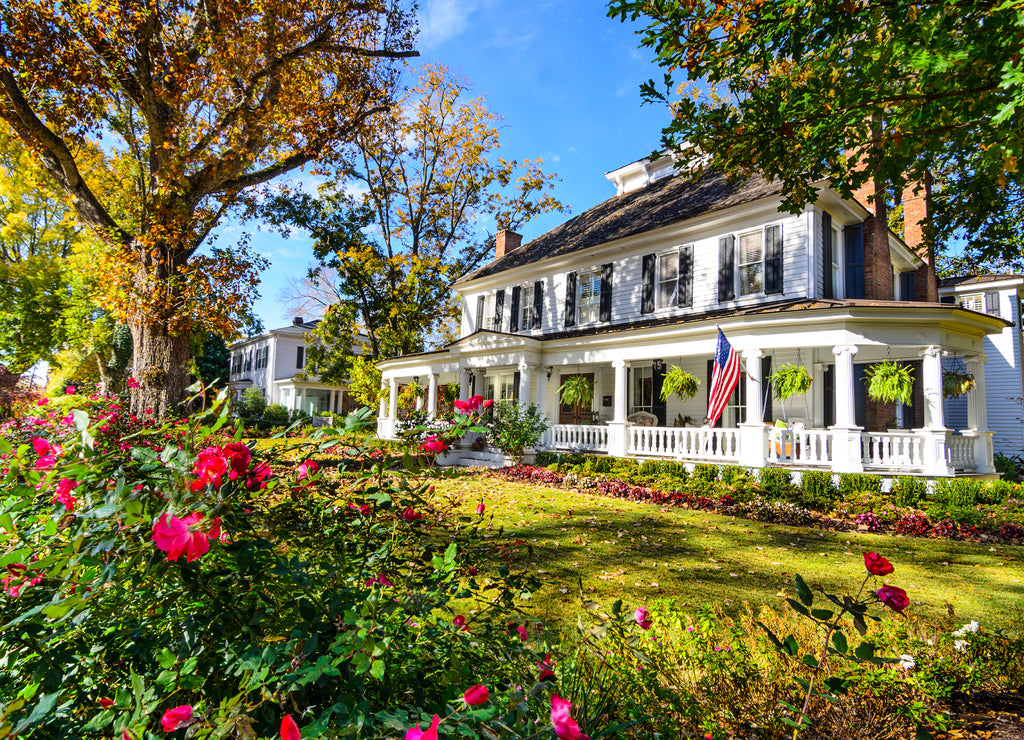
[331,389,338,414]
[739,349,767,469]
[535,369,548,419]
[427,373,438,420]
[962,353,994,474]
[518,361,532,408]
[606,359,630,458]
[387,377,399,438]
[918,345,952,476]
[378,381,387,419]
[459,367,471,402]
[811,361,826,429]
[830,345,864,473]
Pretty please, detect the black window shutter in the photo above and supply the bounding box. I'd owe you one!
[677,245,694,308]
[296,346,303,369]
[823,364,835,428]
[475,296,484,330]
[651,362,666,426]
[985,291,1000,316]
[822,213,833,299]
[532,281,543,329]
[940,295,956,305]
[765,225,783,294]
[641,254,656,314]
[599,262,613,322]
[513,370,521,402]
[844,224,865,299]
[718,236,736,301]
[494,289,505,330]
[901,272,916,301]
[509,286,521,332]
[563,272,577,328]
[761,355,773,422]
[854,364,868,428]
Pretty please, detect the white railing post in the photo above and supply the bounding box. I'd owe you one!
[739,349,767,470]
[830,345,864,473]
[919,346,953,476]
[606,359,630,458]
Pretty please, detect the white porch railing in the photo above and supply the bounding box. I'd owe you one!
[628,426,740,462]
[767,428,832,466]
[946,434,977,470]
[862,432,924,470]
[544,424,609,452]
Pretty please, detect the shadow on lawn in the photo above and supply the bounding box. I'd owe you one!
[470,501,1024,620]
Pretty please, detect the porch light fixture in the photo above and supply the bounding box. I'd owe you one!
[413,376,420,384]
[652,359,665,373]
[545,366,553,379]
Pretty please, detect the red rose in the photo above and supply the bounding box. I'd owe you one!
[863,552,894,576]
[463,684,489,706]
[876,585,910,613]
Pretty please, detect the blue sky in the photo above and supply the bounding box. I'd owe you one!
[247,0,671,329]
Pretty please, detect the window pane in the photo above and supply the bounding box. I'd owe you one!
[740,232,762,263]
[740,264,762,296]
[660,253,678,280]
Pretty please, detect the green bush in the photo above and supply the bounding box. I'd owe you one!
[838,472,883,497]
[797,470,838,510]
[691,463,718,483]
[262,403,290,427]
[535,450,559,466]
[719,465,748,485]
[638,459,689,481]
[237,385,266,423]
[890,475,927,508]
[984,479,1018,504]
[933,477,985,507]
[994,452,1023,482]
[759,466,794,501]
[489,400,548,462]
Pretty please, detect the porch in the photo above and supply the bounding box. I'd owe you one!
[375,301,1004,477]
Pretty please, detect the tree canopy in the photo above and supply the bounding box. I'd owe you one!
[265,63,564,380]
[0,0,416,415]
[609,0,1024,269]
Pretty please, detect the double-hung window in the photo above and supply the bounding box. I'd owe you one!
[485,372,516,402]
[577,268,602,324]
[630,366,653,416]
[657,251,679,308]
[738,230,764,296]
[520,283,536,330]
[959,292,1000,316]
[482,294,496,330]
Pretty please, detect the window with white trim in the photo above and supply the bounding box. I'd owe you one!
[482,294,497,330]
[738,230,764,296]
[657,251,679,308]
[484,373,516,401]
[520,284,536,330]
[959,292,1001,316]
[830,224,842,298]
[577,269,601,324]
[630,366,653,416]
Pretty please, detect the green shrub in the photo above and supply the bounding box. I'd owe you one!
[719,465,748,485]
[889,475,926,508]
[838,472,882,497]
[535,451,559,466]
[638,459,689,480]
[797,470,838,510]
[994,452,1023,482]
[759,466,794,501]
[489,400,548,462]
[933,477,987,507]
[238,385,267,423]
[262,403,290,427]
[979,479,1015,505]
[691,463,718,483]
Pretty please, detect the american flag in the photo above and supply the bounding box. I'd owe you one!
[707,329,741,427]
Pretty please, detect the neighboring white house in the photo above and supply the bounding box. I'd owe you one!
[376,153,1005,477]
[940,275,1024,460]
[228,317,355,416]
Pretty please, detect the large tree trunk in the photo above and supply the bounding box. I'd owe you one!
[128,318,191,418]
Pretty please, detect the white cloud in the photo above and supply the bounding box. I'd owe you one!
[418,0,477,48]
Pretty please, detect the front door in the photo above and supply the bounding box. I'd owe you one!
[558,373,594,424]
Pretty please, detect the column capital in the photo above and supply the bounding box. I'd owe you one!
[611,358,627,370]
[518,360,535,372]
[741,348,763,360]
[919,345,945,359]
[964,353,988,366]
[832,344,859,357]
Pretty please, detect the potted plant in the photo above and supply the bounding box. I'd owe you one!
[659,365,700,401]
[771,364,813,401]
[865,360,914,405]
[943,369,975,398]
[559,374,593,423]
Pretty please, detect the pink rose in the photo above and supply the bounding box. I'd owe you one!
[475,501,485,515]
[66,386,76,394]
[463,684,489,706]
[281,714,301,740]
[876,585,910,613]
[551,694,589,740]
[453,614,469,632]
[419,436,448,455]
[190,447,230,491]
[401,508,424,523]
[482,398,494,409]
[246,461,272,491]
[296,459,320,481]
[453,399,470,413]
[405,714,440,740]
[53,478,79,512]
[36,397,49,406]
[98,698,114,709]
[127,376,140,389]
[634,607,652,630]
[221,443,252,480]
[365,574,393,587]
[151,513,211,562]
[863,552,895,576]
[538,655,556,682]
[160,705,194,732]
[31,437,52,457]
[517,625,528,642]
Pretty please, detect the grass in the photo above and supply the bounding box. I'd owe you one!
[430,471,1024,630]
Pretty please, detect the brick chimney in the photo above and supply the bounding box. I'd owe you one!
[850,174,894,301]
[293,316,304,326]
[494,229,522,260]
[903,177,938,303]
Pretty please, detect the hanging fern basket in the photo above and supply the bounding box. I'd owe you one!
[943,370,975,399]
[659,365,700,401]
[558,375,593,408]
[865,360,915,406]
[771,364,813,401]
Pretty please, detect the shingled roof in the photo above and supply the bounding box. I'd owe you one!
[458,168,784,284]
[939,274,1023,288]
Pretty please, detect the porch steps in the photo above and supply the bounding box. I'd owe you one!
[438,449,510,469]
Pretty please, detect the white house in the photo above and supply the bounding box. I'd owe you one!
[940,274,1024,460]
[228,317,355,416]
[376,154,1005,477]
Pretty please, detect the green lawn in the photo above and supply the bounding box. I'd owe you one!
[431,471,1024,629]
